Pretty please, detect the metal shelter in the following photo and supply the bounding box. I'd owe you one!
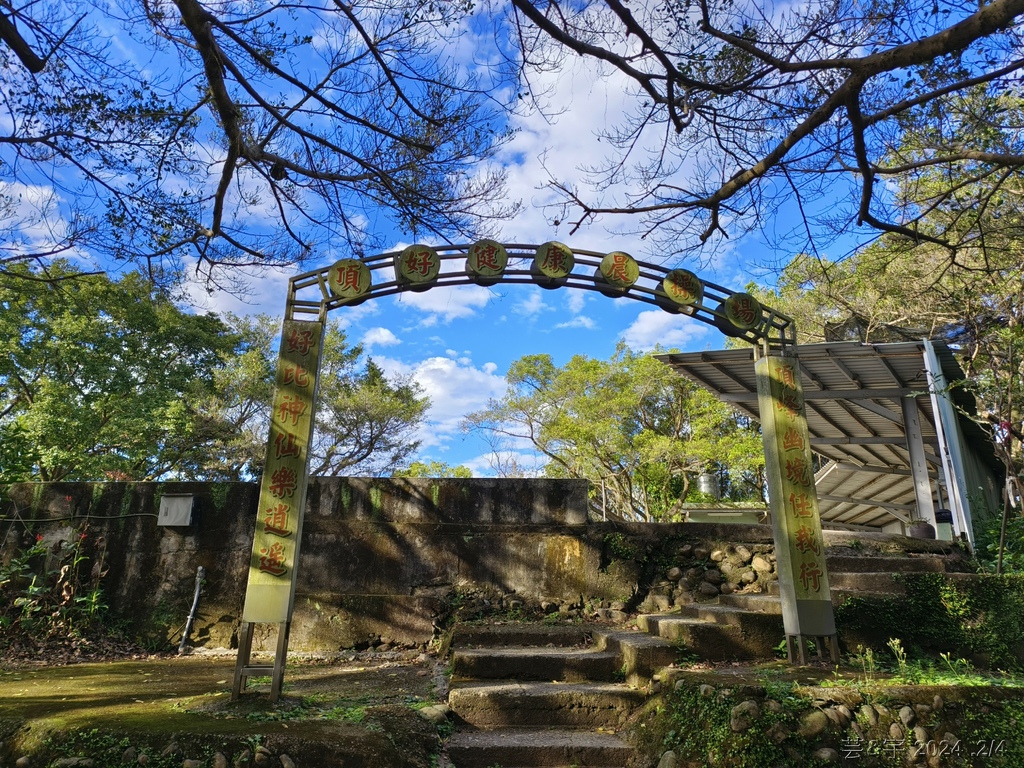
[656,339,1002,545]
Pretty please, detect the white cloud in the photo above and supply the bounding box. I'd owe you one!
[556,316,597,330]
[567,291,588,314]
[620,310,711,351]
[513,289,553,317]
[393,284,493,322]
[362,327,401,348]
[375,355,506,450]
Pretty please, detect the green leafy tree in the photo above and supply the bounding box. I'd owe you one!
[196,315,430,479]
[0,262,238,481]
[393,460,473,478]
[0,269,431,482]
[463,345,764,520]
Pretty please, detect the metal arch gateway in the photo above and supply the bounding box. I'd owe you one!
[231,241,836,702]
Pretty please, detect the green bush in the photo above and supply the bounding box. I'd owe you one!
[835,574,1024,670]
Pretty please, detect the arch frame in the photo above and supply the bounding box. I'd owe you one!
[232,242,835,701]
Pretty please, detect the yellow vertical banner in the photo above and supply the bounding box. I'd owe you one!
[242,319,324,623]
[755,354,835,636]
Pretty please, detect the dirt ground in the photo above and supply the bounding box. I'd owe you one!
[0,649,449,768]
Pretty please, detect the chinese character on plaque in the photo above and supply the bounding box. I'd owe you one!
[398,244,440,282]
[724,292,761,329]
[286,328,315,355]
[663,269,703,306]
[785,456,812,486]
[258,542,288,577]
[535,242,574,278]
[788,491,814,518]
[273,431,302,459]
[276,395,307,427]
[781,427,805,452]
[269,466,298,498]
[794,525,821,555]
[468,239,508,275]
[282,364,310,388]
[600,251,639,288]
[263,503,292,537]
[799,560,824,592]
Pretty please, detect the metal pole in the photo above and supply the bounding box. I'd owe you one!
[179,566,205,654]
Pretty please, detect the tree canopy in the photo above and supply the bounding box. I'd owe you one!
[463,345,764,520]
[0,266,430,482]
[509,0,1024,264]
[1,0,516,286]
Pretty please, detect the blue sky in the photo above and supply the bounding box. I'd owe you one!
[174,16,859,476]
[4,3,868,476]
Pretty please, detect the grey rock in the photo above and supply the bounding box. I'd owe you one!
[858,704,878,726]
[720,582,735,595]
[278,756,296,768]
[735,545,753,562]
[836,704,853,725]
[182,760,203,768]
[899,705,916,727]
[699,684,716,698]
[161,744,181,758]
[889,722,904,739]
[657,750,679,768]
[740,570,756,584]
[122,747,137,764]
[698,582,720,597]
[752,556,772,572]
[609,609,629,623]
[212,754,229,768]
[710,549,726,562]
[933,695,945,711]
[764,699,784,714]
[703,568,723,584]
[812,747,839,763]
[766,722,790,744]
[16,757,31,768]
[679,544,693,557]
[798,709,829,739]
[137,756,149,766]
[693,546,710,560]
[824,708,842,727]
[609,600,627,611]
[913,726,930,745]
[666,566,683,581]
[232,749,252,768]
[418,704,451,725]
[730,700,761,732]
[684,567,702,584]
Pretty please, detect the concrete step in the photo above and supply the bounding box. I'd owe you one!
[717,593,783,613]
[676,603,783,629]
[452,647,618,683]
[451,624,678,688]
[592,628,678,688]
[828,572,907,593]
[448,681,646,729]
[446,728,632,767]
[452,623,592,649]
[637,614,780,660]
[826,555,948,574]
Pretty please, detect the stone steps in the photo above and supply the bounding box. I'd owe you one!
[446,728,632,768]
[446,624,671,766]
[449,681,646,728]
[637,549,963,661]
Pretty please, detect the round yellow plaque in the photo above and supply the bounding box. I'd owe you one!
[534,241,574,278]
[599,251,639,289]
[327,258,371,300]
[663,269,703,306]
[397,244,440,284]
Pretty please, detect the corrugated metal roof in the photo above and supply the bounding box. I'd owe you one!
[655,341,996,531]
